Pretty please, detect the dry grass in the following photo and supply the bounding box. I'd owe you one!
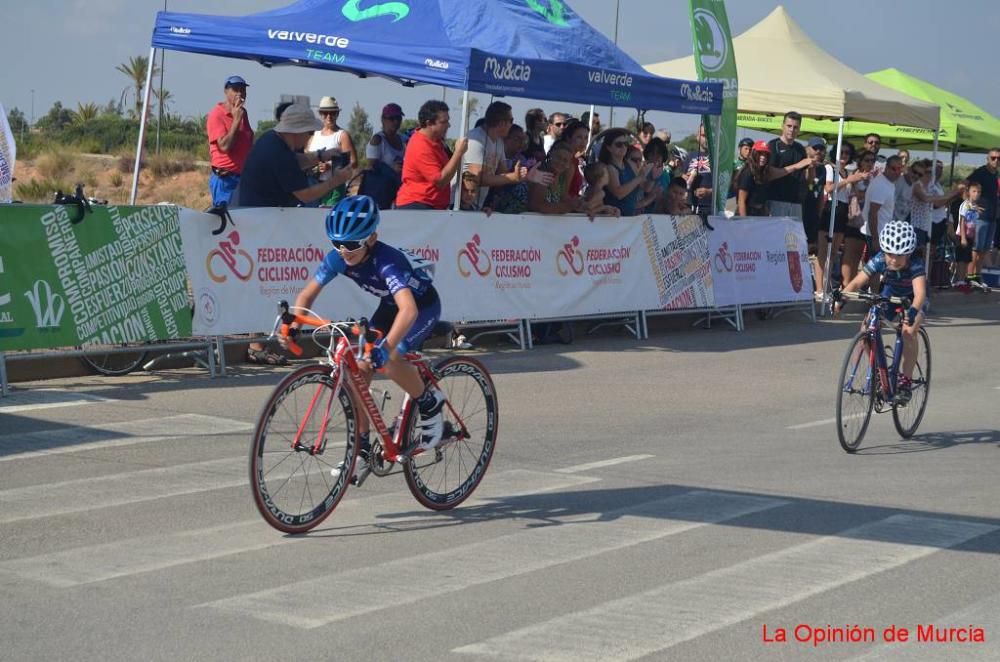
[34,150,75,180]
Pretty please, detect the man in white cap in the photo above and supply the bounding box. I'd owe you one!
[237,102,352,207]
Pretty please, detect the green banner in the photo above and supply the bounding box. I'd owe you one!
[688,0,737,213]
[0,205,192,352]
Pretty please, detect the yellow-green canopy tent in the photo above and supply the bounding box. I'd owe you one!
[738,68,1000,152]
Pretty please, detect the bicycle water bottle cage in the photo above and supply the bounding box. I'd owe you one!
[206,201,235,236]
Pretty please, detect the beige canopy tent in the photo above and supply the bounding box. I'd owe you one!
[644,5,939,129]
[644,5,941,305]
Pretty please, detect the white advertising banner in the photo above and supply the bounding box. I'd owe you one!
[708,216,813,307]
[0,103,16,204]
[177,208,715,336]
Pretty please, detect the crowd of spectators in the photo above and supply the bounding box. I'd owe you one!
[208,77,999,320]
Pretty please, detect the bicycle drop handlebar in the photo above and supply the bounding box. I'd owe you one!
[271,300,383,360]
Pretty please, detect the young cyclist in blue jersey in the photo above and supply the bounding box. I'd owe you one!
[834,220,927,403]
[280,195,445,477]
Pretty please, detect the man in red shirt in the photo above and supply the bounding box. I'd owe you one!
[396,100,467,210]
[206,75,254,207]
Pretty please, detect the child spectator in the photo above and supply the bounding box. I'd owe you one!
[582,163,621,218]
[460,171,492,215]
[956,182,984,291]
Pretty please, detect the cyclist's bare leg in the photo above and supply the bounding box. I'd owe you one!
[900,313,923,378]
[383,355,425,399]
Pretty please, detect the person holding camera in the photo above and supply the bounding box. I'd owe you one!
[237,102,353,208]
[307,96,358,207]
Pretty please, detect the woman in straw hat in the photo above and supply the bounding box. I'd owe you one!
[308,96,357,206]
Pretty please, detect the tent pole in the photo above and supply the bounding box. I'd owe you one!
[926,129,940,267]
[129,46,157,205]
[451,90,471,211]
[948,129,959,186]
[709,114,721,213]
[820,117,845,316]
[586,104,595,153]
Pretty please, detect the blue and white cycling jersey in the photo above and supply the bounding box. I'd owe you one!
[314,242,434,305]
[862,253,926,299]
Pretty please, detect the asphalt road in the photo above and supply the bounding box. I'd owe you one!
[2,293,998,662]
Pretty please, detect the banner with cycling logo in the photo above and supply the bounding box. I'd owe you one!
[708,216,813,307]
[0,204,193,351]
[177,208,717,336]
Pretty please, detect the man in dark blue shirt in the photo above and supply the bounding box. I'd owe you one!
[237,102,352,207]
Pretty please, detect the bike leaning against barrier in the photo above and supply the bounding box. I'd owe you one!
[832,220,931,452]
[248,195,498,533]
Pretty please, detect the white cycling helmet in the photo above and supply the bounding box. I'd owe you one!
[879,220,917,255]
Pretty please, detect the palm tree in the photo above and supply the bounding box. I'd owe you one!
[115,55,160,119]
[153,88,173,115]
[74,102,100,124]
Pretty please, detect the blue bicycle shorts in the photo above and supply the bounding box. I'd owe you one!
[369,288,441,355]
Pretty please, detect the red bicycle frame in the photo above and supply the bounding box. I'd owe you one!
[279,310,468,463]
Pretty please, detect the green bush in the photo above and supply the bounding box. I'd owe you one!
[35,149,76,180]
[14,177,73,203]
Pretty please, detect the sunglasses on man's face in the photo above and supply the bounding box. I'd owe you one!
[612,141,629,148]
[332,237,370,252]
[553,121,566,127]
[989,155,1000,161]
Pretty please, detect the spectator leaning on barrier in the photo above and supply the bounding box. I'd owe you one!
[685,124,713,217]
[861,154,904,254]
[560,119,590,199]
[359,102,407,209]
[581,162,621,217]
[765,111,807,220]
[237,102,352,208]
[463,101,550,212]
[601,129,653,217]
[736,140,811,217]
[307,96,357,207]
[206,75,254,207]
[527,141,585,215]
[395,100,468,210]
[664,176,692,215]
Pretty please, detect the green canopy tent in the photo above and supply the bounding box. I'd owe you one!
[739,68,1000,153]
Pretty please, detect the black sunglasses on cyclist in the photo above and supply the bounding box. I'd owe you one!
[332,237,370,252]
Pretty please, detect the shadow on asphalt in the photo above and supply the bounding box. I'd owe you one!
[856,428,1000,455]
[296,480,1000,557]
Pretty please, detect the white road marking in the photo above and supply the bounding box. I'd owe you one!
[0,389,113,413]
[0,469,598,587]
[0,414,252,462]
[454,515,998,661]
[555,455,654,474]
[0,457,244,524]
[850,592,1000,660]
[199,490,787,628]
[787,414,866,430]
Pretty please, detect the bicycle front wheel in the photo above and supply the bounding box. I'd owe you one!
[78,344,150,376]
[892,327,931,439]
[836,331,875,453]
[249,364,359,533]
[404,357,499,510]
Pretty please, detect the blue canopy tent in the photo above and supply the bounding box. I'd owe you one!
[131,0,723,202]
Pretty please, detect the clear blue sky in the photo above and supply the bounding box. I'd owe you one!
[3,0,997,160]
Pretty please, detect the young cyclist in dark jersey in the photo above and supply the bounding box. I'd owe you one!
[835,220,927,403]
[281,195,445,477]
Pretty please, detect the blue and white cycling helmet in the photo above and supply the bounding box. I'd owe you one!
[325,195,380,243]
[879,220,917,255]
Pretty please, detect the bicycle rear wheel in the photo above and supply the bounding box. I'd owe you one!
[249,364,359,533]
[892,327,931,439]
[404,357,499,510]
[836,331,876,453]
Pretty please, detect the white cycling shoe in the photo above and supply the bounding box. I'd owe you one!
[414,389,446,452]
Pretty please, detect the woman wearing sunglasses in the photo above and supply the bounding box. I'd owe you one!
[599,128,653,217]
[282,195,447,475]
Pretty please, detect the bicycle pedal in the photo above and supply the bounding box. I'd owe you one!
[351,466,373,487]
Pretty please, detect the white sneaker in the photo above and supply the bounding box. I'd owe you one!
[451,334,473,350]
[414,389,446,451]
